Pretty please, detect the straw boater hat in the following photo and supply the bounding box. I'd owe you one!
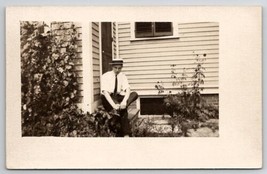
[109,59,123,66]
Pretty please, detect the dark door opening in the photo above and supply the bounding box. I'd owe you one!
[101,22,113,74]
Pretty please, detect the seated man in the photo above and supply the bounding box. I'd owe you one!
[101,59,138,137]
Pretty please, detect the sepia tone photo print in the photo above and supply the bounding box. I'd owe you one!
[6,7,262,169]
[21,21,219,137]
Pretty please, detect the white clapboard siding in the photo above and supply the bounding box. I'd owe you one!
[123,54,218,63]
[120,45,219,55]
[129,76,218,84]
[120,40,219,50]
[118,22,219,94]
[178,22,219,28]
[127,72,218,79]
[118,31,219,41]
[93,57,100,65]
[92,22,101,101]
[179,31,219,38]
[179,26,219,33]
[112,22,117,59]
[124,67,218,75]
[132,81,218,90]
[123,63,218,72]
[93,71,101,77]
[120,49,218,59]
[93,77,101,83]
[92,65,100,71]
[119,35,219,46]
[123,58,218,67]
[93,82,100,88]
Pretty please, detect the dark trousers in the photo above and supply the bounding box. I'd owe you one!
[101,92,138,136]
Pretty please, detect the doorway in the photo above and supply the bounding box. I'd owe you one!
[101,22,113,74]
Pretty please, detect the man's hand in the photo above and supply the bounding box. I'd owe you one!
[113,104,121,110]
[120,101,127,109]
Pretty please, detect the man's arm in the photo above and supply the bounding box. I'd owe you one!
[103,90,120,110]
[101,72,120,110]
[120,87,130,109]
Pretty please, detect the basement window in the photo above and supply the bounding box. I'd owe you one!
[140,97,165,115]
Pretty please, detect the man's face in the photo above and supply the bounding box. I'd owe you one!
[112,65,123,75]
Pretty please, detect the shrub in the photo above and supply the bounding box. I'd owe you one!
[155,53,219,136]
[21,21,82,136]
[22,104,123,137]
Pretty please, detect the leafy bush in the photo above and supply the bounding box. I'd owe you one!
[22,104,123,137]
[155,53,219,136]
[21,21,81,136]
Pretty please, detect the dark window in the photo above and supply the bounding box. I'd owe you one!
[140,98,165,115]
[135,22,173,38]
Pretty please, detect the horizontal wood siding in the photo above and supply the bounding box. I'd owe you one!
[92,22,101,101]
[118,22,219,94]
[112,22,117,59]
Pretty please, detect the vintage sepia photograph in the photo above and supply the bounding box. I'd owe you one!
[21,21,219,137]
[6,6,261,169]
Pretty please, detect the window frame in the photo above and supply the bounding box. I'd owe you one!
[131,22,179,41]
[135,22,173,38]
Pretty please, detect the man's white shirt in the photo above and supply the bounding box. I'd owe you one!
[101,71,130,96]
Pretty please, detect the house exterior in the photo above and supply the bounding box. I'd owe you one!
[58,22,219,115]
[116,22,219,115]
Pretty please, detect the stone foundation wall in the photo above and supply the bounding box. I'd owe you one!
[202,94,219,107]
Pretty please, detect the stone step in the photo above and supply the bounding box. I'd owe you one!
[128,108,140,123]
[134,117,219,137]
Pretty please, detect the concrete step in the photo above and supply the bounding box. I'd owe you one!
[128,108,140,123]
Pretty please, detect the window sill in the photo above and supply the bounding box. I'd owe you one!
[130,36,180,42]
